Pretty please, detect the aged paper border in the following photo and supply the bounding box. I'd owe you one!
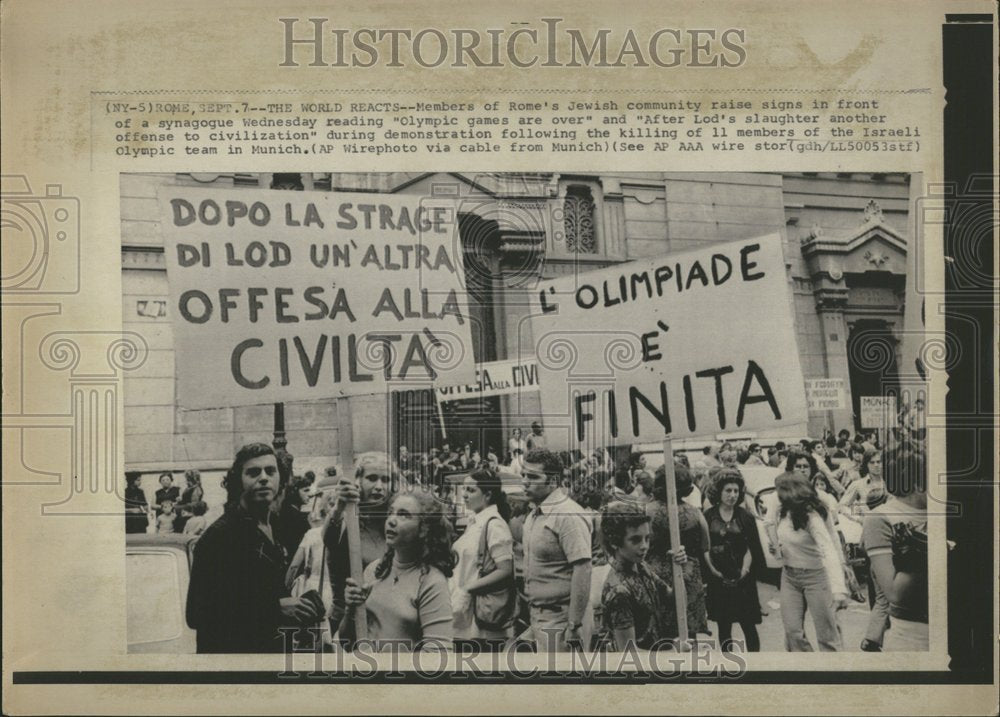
[2,0,997,714]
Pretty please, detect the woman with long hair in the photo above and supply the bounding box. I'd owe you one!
[703,469,765,652]
[839,450,887,523]
[450,468,516,647]
[833,443,867,490]
[324,452,396,633]
[342,489,457,650]
[186,442,322,653]
[774,473,849,651]
[811,473,841,520]
[762,452,818,557]
[646,463,710,642]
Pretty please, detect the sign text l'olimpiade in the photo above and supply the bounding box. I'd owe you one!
[158,187,476,409]
[530,235,807,447]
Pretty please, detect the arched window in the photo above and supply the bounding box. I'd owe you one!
[562,184,598,253]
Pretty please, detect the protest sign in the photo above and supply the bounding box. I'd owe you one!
[860,395,898,428]
[158,187,476,409]
[531,235,808,448]
[435,358,540,403]
[805,378,847,411]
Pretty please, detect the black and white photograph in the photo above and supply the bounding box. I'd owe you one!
[4,2,995,713]
[121,171,929,657]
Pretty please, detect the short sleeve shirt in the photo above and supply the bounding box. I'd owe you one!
[451,505,514,595]
[601,558,671,649]
[862,498,927,622]
[522,489,592,604]
[362,560,453,650]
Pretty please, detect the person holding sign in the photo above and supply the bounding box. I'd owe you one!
[521,449,594,652]
[774,473,849,652]
[599,501,679,651]
[186,443,323,653]
[323,452,395,636]
[646,463,709,643]
[341,490,456,651]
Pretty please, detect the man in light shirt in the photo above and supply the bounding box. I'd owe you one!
[521,448,593,652]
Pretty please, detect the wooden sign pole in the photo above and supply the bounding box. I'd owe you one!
[661,436,689,648]
[337,396,367,639]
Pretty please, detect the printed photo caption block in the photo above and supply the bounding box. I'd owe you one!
[530,235,808,449]
[158,187,476,409]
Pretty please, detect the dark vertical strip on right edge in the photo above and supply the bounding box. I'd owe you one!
[942,14,995,680]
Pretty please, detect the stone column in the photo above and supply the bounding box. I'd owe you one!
[813,276,854,434]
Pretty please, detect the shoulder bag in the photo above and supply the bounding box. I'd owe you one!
[472,517,516,631]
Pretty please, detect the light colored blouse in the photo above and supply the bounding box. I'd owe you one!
[450,504,514,639]
[776,510,847,596]
[361,557,453,650]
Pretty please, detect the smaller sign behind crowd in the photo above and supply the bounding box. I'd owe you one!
[805,378,847,411]
[530,235,808,449]
[158,188,477,409]
[860,395,898,428]
[435,358,540,403]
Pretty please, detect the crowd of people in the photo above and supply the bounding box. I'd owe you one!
[125,469,208,536]
[171,421,928,655]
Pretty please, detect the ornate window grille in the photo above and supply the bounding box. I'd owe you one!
[563,185,597,253]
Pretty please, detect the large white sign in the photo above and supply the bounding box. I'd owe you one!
[159,187,476,409]
[530,235,808,447]
[860,395,898,428]
[436,358,540,402]
[805,378,847,411]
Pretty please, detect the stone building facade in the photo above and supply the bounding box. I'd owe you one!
[121,171,911,472]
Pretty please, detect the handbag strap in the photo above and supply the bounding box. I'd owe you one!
[476,516,497,575]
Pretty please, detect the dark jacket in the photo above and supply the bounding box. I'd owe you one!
[186,506,291,653]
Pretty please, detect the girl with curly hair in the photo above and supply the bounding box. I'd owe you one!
[342,489,457,650]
